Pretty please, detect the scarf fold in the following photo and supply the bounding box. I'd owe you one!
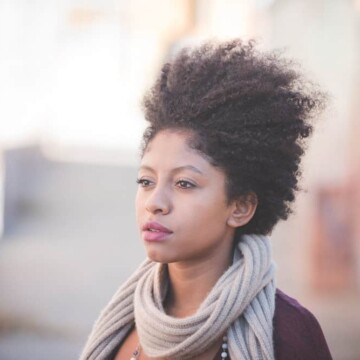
[80,234,277,360]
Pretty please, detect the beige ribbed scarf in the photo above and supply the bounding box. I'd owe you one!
[80,234,277,360]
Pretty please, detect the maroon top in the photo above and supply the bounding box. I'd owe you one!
[111,288,332,359]
[213,288,333,360]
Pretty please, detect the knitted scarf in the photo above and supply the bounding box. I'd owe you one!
[80,234,277,360]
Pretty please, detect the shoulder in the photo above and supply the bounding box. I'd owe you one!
[273,288,333,360]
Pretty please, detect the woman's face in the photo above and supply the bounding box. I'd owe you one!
[135,129,238,264]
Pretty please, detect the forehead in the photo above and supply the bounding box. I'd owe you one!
[144,129,192,152]
[140,129,211,171]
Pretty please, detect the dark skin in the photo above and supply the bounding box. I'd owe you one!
[114,326,225,360]
[115,130,257,360]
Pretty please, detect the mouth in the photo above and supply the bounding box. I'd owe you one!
[142,221,173,242]
[142,221,173,233]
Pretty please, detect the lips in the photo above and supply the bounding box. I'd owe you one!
[142,221,173,242]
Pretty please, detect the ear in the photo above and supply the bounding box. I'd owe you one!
[227,193,258,229]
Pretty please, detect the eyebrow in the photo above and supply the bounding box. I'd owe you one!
[138,164,204,175]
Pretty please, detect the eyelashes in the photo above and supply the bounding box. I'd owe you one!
[136,178,151,187]
[176,179,196,189]
[136,178,196,189]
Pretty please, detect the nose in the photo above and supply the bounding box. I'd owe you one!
[145,185,171,215]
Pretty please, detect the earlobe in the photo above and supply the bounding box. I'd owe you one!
[227,193,258,229]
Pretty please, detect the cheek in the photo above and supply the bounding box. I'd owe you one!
[135,190,140,209]
[135,191,145,222]
[181,197,229,232]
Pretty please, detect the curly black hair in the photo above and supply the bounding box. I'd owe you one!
[140,39,326,236]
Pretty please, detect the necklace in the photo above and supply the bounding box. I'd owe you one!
[130,343,141,360]
[130,335,229,359]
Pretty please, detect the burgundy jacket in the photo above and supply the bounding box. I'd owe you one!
[214,288,333,359]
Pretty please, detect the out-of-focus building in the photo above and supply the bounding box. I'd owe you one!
[0,1,359,359]
[0,0,359,295]
[1,0,359,291]
[349,60,360,290]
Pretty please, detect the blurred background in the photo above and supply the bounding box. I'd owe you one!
[0,0,359,359]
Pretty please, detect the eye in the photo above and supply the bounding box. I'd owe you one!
[176,179,196,189]
[136,178,152,187]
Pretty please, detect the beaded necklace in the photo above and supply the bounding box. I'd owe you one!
[130,335,229,360]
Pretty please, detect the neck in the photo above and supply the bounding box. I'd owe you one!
[163,242,235,318]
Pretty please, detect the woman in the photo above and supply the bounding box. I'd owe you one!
[80,39,332,360]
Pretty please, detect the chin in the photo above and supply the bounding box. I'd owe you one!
[145,248,169,263]
[145,246,178,264]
